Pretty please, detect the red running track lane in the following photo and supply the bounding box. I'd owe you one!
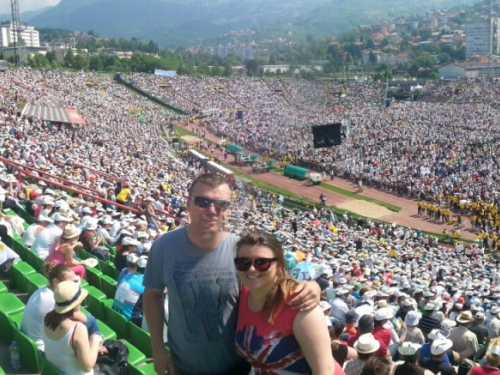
[179,122,476,240]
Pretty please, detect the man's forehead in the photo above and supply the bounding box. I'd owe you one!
[191,182,231,196]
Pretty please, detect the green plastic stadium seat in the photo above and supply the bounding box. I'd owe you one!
[0,293,25,316]
[96,319,117,340]
[127,321,152,358]
[75,247,88,260]
[98,260,116,279]
[101,275,118,299]
[79,278,89,289]
[78,308,115,339]
[85,266,103,289]
[17,209,35,225]
[41,355,64,375]
[0,365,6,375]
[84,287,106,321]
[84,285,106,301]
[12,239,29,261]
[127,363,157,375]
[11,261,36,292]
[0,280,7,294]
[104,303,129,339]
[26,250,45,273]
[120,339,147,366]
[0,309,16,342]
[13,329,42,373]
[10,310,23,330]
[26,272,48,297]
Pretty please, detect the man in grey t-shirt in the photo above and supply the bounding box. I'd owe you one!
[143,173,320,375]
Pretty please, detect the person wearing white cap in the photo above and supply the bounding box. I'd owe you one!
[79,218,109,261]
[399,311,425,345]
[96,217,114,246]
[419,329,455,367]
[473,345,500,374]
[345,333,380,375]
[21,213,53,248]
[396,298,415,322]
[34,195,54,219]
[113,256,148,326]
[31,213,71,260]
[118,253,139,284]
[319,300,332,327]
[487,305,500,339]
[79,206,94,228]
[421,339,456,375]
[330,287,350,322]
[114,237,141,271]
[373,308,394,347]
[134,231,149,254]
[470,312,490,346]
[393,342,433,375]
[109,211,122,238]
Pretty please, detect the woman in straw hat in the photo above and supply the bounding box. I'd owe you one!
[42,281,106,375]
[21,264,97,351]
[46,224,86,279]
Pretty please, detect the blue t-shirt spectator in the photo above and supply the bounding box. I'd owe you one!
[113,272,145,326]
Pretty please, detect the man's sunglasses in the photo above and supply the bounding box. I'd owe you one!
[191,196,230,210]
[234,257,278,272]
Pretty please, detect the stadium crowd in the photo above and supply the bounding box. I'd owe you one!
[3,69,500,373]
[124,74,500,231]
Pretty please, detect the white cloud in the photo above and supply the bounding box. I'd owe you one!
[0,0,61,15]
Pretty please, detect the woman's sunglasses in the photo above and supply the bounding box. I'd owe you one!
[234,257,277,272]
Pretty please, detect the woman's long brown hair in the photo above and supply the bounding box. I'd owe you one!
[236,231,299,324]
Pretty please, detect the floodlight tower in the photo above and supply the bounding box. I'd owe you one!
[11,0,28,67]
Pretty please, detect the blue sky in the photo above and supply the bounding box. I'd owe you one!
[0,0,61,15]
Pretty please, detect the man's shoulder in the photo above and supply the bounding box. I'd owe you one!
[156,227,187,243]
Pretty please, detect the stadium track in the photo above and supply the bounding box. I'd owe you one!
[180,121,476,241]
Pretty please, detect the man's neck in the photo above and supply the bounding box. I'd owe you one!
[186,227,226,250]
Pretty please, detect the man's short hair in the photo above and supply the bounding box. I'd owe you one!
[188,173,232,196]
[358,314,374,333]
[345,310,359,324]
[360,356,393,375]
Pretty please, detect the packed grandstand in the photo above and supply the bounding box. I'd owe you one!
[2,69,500,374]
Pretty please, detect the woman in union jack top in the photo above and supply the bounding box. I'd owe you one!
[234,231,344,375]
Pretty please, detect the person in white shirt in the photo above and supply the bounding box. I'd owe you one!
[96,217,114,245]
[330,288,350,322]
[21,213,53,247]
[31,213,71,259]
[21,264,93,351]
[109,213,122,238]
[487,306,500,339]
[42,280,104,375]
[79,207,94,228]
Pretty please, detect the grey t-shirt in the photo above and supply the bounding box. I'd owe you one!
[143,227,249,375]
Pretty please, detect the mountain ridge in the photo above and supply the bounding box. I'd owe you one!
[26,0,482,48]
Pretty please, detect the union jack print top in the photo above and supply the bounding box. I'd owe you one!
[235,286,312,374]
